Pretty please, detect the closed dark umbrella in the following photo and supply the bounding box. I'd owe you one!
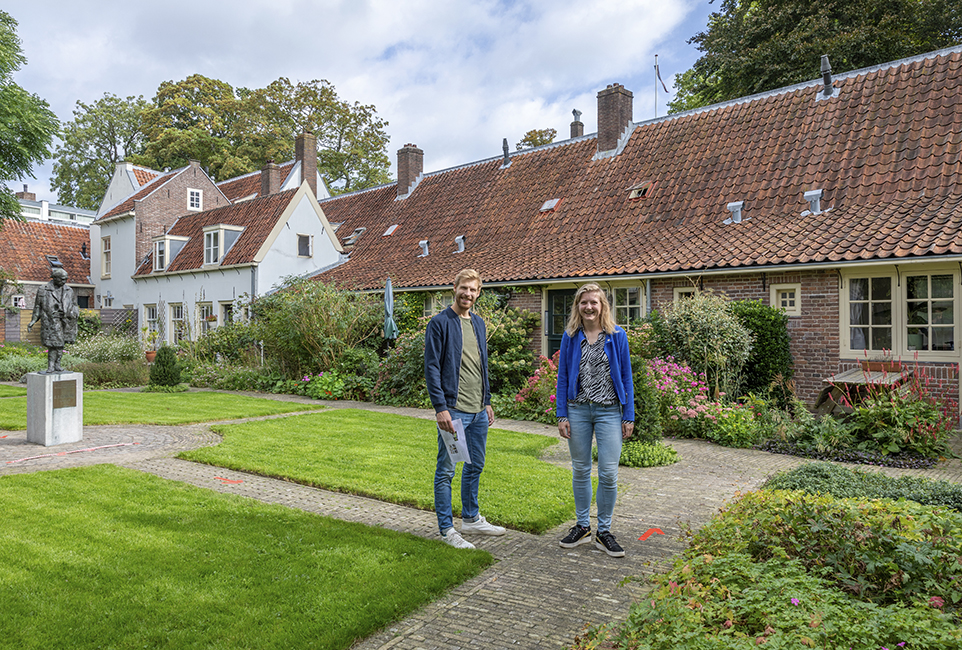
[384,278,399,339]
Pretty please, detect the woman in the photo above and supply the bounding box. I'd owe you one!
[556,283,634,557]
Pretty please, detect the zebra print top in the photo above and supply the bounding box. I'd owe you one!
[573,332,619,406]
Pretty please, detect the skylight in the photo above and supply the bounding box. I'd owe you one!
[383,224,399,236]
[540,198,561,213]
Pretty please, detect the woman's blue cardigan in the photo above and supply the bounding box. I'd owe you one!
[555,326,635,421]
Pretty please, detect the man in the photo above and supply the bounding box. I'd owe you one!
[424,269,506,548]
[27,267,79,374]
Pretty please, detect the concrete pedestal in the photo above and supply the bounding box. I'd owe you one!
[27,372,83,446]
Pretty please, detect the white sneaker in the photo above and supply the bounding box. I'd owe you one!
[460,515,506,536]
[441,528,476,549]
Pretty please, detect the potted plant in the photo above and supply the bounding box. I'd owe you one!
[142,327,159,362]
[859,353,901,373]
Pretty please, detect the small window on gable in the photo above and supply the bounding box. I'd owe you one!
[188,189,203,211]
[770,283,802,317]
[673,287,696,302]
[628,181,653,200]
[297,234,312,257]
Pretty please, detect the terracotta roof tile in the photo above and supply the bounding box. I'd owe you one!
[134,189,297,275]
[0,220,90,284]
[216,162,296,202]
[313,47,962,290]
[98,171,178,220]
[132,166,162,186]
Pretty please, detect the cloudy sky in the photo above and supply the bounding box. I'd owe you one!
[6,0,714,203]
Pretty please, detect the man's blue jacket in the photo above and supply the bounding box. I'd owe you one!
[424,307,491,414]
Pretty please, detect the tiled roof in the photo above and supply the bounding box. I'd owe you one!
[316,47,962,290]
[134,189,297,275]
[98,170,178,221]
[0,219,91,284]
[132,166,162,186]
[217,162,296,202]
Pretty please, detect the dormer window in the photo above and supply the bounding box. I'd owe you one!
[204,230,220,264]
[45,255,63,269]
[202,224,244,266]
[188,189,203,211]
[628,181,653,200]
[151,234,189,272]
[154,241,166,271]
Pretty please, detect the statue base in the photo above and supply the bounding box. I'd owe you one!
[27,372,84,446]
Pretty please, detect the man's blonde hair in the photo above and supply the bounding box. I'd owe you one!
[565,283,617,336]
[454,268,482,289]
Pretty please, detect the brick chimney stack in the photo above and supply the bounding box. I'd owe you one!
[596,84,633,153]
[15,184,36,201]
[397,143,423,198]
[570,109,584,138]
[295,132,318,196]
[260,160,281,197]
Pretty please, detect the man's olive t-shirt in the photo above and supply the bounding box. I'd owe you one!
[455,315,483,413]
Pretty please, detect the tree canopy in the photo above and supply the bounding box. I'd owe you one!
[0,11,58,222]
[516,128,557,150]
[51,93,149,211]
[668,0,962,113]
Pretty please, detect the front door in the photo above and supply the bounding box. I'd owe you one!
[546,289,575,357]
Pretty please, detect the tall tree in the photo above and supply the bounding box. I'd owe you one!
[0,11,58,222]
[669,0,962,113]
[51,93,149,210]
[516,128,557,150]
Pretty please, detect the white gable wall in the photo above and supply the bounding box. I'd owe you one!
[94,216,140,308]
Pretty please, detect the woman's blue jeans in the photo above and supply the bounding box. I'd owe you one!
[434,407,488,534]
[567,402,622,533]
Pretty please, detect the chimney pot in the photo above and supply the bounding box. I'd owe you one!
[571,108,584,138]
[261,160,281,197]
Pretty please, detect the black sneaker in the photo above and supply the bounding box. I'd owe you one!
[594,531,625,557]
[559,524,592,548]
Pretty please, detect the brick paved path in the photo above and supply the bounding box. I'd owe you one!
[1,393,960,649]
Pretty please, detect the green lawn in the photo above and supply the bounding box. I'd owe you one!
[0,391,321,429]
[0,384,26,398]
[181,409,575,534]
[0,465,493,650]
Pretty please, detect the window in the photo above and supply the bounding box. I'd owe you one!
[154,241,166,271]
[221,302,234,325]
[101,237,111,277]
[770,283,801,317]
[12,295,25,309]
[170,303,186,344]
[144,304,158,345]
[611,286,643,326]
[906,274,954,352]
[188,189,203,211]
[673,287,696,302]
[848,277,892,351]
[297,234,312,257]
[204,231,220,265]
[199,303,215,334]
[423,294,454,317]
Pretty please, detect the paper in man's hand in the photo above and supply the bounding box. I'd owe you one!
[439,418,471,464]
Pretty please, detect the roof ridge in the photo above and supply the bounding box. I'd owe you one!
[216,160,296,186]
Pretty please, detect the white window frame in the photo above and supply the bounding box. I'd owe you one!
[188,189,203,211]
[770,283,802,317]
[170,303,186,344]
[204,230,220,265]
[673,286,696,302]
[199,303,215,334]
[840,265,959,361]
[153,240,166,271]
[101,236,111,278]
[423,293,454,318]
[609,285,644,326]
[297,233,313,258]
[220,301,234,325]
[11,294,25,309]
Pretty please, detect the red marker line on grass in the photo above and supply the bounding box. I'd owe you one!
[214,477,244,484]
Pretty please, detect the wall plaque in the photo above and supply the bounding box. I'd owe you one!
[53,380,77,409]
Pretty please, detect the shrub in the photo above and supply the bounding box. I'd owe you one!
[70,360,149,388]
[333,346,380,401]
[497,352,558,424]
[392,291,428,335]
[480,304,539,395]
[631,361,663,443]
[76,309,102,340]
[618,440,678,468]
[186,362,279,392]
[187,320,261,365]
[149,345,181,386]
[763,462,962,512]
[0,354,46,380]
[730,299,794,400]
[626,322,658,360]
[298,370,346,400]
[652,291,753,398]
[67,333,141,363]
[370,330,430,408]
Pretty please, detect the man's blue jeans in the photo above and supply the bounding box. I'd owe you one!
[435,407,488,534]
[566,402,622,533]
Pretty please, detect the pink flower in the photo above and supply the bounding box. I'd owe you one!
[930,596,945,608]
[549,395,556,402]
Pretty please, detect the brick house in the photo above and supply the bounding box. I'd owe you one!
[312,46,962,407]
[92,133,340,344]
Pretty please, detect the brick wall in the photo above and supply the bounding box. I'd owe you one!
[506,288,544,357]
[134,161,223,264]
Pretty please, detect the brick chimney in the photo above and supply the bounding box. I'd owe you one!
[397,143,423,199]
[596,84,633,153]
[15,184,36,201]
[260,160,281,197]
[295,132,318,196]
[571,109,584,138]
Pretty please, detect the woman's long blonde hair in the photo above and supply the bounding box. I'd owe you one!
[565,283,617,336]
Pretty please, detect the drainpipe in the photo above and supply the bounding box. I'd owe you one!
[645,279,652,317]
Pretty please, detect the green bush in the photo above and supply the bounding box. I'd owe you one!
[77,309,102,340]
[652,291,753,398]
[0,354,46,380]
[763,462,962,512]
[333,346,380,401]
[730,299,793,400]
[631,361,663,443]
[187,320,261,365]
[370,330,430,408]
[473,292,539,395]
[494,352,558,424]
[149,345,181,386]
[67,333,141,363]
[299,370,346,400]
[185,362,280,392]
[618,440,678,467]
[70,360,149,388]
[392,291,428,335]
